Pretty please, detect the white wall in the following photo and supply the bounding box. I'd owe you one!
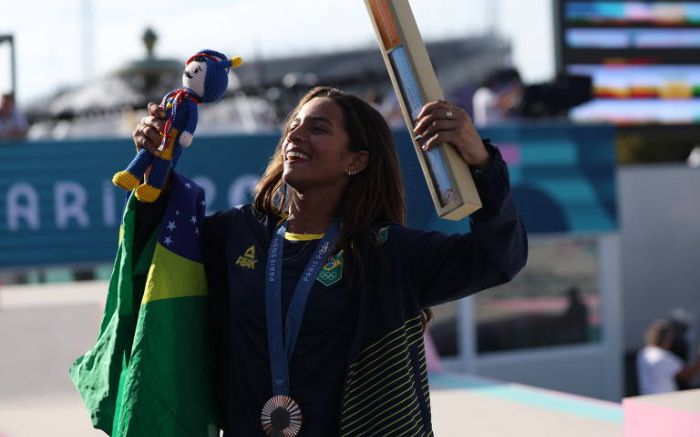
[475,346,616,399]
[619,166,700,352]
[466,235,623,402]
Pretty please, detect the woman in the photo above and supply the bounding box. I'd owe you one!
[637,320,700,395]
[134,86,527,436]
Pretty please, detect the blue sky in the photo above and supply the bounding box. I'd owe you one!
[1,0,554,104]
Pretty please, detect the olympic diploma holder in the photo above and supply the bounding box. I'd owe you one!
[364,0,482,220]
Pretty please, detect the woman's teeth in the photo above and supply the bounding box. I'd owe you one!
[286,151,310,161]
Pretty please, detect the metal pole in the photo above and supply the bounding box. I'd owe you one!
[486,0,500,36]
[10,35,16,96]
[82,0,93,82]
[0,35,16,95]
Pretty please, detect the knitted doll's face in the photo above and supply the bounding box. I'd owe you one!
[183,60,208,97]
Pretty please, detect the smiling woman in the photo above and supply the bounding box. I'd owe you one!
[283,99,367,195]
[256,88,404,274]
[118,85,528,436]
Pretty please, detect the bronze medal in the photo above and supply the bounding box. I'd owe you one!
[262,222,338,436]
[260,395,302,436]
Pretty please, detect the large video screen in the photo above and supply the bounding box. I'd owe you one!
[556,1,700,124]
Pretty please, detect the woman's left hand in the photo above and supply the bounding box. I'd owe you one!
[413,100,490,168]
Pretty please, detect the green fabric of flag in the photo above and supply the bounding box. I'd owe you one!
[70,174,218,436]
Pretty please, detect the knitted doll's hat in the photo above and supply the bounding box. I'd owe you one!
[186,49,243,102]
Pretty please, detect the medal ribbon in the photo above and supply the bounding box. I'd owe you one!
[265,220,340,396]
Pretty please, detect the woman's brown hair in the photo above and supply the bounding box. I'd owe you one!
[255,85,405,259]
[254,86,432,327]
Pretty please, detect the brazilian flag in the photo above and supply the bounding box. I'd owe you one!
[70,173,218,436]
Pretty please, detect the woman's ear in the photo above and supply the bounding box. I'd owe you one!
[346,150,369,175]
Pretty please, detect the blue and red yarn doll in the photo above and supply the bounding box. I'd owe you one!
[113,49,243,202]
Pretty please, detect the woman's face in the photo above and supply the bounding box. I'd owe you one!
[282,97,362,193]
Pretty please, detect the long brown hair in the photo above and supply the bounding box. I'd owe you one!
[254,87,433,329]
[255,86,405,273]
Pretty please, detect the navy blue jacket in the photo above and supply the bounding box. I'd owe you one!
[200,145,528,436]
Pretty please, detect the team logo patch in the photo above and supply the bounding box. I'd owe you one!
[235,245,258,270]
[317,251,343,287]
[375,226,389,245]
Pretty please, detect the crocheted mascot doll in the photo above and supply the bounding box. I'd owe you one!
[113,49,243,202]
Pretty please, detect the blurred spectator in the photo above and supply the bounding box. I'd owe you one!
[636,320,700,395]
[0,93,28,141]
[471,67,523,127]
[688,146,700,168]
[669,309,692,363]
[561,286,588,343]
[668,308,695,389]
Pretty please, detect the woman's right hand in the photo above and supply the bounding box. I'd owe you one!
[132,102,167,156]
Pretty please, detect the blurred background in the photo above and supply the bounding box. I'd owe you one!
[1,0,700,435]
